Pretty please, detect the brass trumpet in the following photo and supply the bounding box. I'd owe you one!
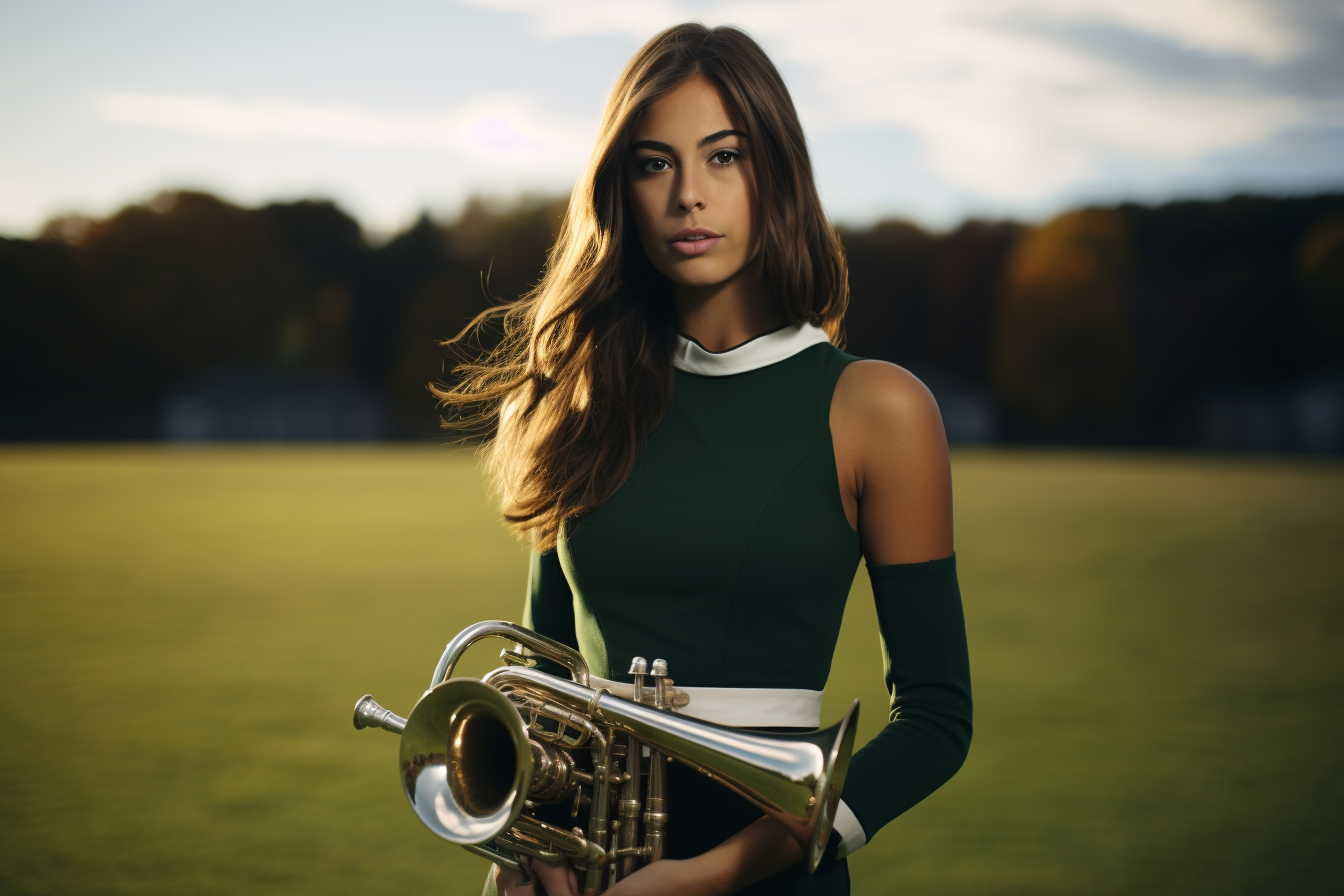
[354,621,858,894]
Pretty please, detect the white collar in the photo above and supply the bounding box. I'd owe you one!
[672,323,831,377]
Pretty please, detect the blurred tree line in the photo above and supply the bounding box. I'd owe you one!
[1,189,1341,446]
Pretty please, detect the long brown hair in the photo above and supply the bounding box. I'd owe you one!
[433,23,849,550]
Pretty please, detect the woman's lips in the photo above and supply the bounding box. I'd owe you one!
[670,236,722,255]
[669,229,723,256]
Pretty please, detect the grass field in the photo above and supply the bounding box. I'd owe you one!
[0,446,1340,895]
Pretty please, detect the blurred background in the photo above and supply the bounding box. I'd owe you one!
[1,2,1341,895]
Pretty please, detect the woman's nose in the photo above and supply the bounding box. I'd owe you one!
[675,172,705,212]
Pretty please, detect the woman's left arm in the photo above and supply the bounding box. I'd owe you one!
[827,360,971,854]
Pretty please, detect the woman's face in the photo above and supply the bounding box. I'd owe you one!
[626,76,757,290]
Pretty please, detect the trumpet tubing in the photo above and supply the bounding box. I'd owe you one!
[354,621,858,893]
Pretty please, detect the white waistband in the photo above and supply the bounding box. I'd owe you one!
[591,676,823,728]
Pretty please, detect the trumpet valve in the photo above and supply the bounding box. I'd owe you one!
[527,739,576,804]
[649,660,670,709]
[628,656,648,704]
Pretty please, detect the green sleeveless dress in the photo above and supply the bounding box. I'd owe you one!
[512,325,973,895]
[520,329,856,894]
[555,337,862,690]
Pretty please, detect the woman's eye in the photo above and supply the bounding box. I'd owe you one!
[639,157,671,173]
[710,149,740,166]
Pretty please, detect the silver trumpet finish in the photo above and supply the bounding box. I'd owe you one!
[354,620,859,894]
[398,679,535,846]
[431,620,590,689]
[352,695,406,734]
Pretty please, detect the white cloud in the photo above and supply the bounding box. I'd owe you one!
[463,0,1319,58]
[459,0,684,40]
[465,0,1340,205]
[982,0,1314,64]
[96,91,593,172]
[5,0,1328,237]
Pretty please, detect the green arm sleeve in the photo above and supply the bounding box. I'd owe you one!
[839,553,973,840]
[521,549,579,677]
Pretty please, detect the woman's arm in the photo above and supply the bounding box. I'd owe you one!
[828,360,972,852]
[603,815,802,896]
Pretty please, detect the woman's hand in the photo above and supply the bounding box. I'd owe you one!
[494,854,716,896]
[601,858,725,896]
[603,816,803,896]
[493,858,580,896]
[498,815,801,896]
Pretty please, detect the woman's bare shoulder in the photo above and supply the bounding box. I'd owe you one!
[831,359,953,563]
[832,359,944,444]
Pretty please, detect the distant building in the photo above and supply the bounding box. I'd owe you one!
[161,364,386,441]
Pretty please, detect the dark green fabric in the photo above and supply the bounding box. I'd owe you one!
[557,343,862,689]
[515,341,973,886]
[840,556,973,841]
[522,550,577,679]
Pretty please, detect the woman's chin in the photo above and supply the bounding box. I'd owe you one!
[660,260,747,291]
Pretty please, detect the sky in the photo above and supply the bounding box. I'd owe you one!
[2,0,1342,238]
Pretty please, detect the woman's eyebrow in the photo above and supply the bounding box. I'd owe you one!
[630,130,748,154]
[631,139,674,153]
[697,128,747,147]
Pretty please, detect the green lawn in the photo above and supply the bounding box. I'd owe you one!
[0,446,1340,895]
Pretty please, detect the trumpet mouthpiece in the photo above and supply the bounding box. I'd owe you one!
[353,694,407,734]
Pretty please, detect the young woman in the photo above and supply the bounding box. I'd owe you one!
[437,23,972,896]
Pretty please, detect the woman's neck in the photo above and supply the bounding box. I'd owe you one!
[673,266,785,352]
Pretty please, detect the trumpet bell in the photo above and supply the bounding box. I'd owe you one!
[805,698,859,871]
[398,678,534,845]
